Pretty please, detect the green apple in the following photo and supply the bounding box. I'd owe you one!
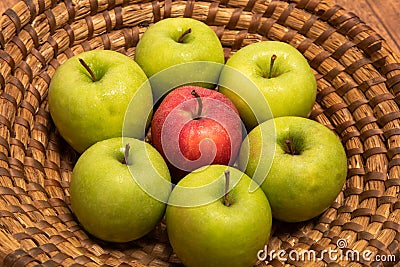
[238,116,347,222]
[219,41,317,129]
[49,50,152,153]
[70,137,171,243]
[134,18,225,98]
[166,165,272,267]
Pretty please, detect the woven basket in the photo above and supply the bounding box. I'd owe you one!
[1,0,400,266]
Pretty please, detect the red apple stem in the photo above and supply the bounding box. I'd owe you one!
[191,90,203,119]
[122,143,131,165]
[285,139,295,155]
[79,58,97,82]
[268,54,277,79]
[224,170,231,207]
[177,28,192,43]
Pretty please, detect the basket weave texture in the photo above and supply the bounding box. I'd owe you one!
[1,0,400,266]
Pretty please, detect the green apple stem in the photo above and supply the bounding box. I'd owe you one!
[284,139,296,155]
[177,28,192,43]
[268,54,277,79]
[224,170,231,207]
[191,90,203,119]
[79,58,97,82]
[122,143,131,165]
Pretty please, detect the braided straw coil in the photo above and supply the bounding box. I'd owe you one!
[1,0,400,266]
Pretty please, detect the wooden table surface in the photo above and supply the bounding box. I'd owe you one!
[0,0,399,55]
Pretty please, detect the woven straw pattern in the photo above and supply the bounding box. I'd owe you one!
[1,0,400,266]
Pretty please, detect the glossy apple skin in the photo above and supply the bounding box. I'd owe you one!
[70,137,171,243]
[166,165,272,267]
[134,17,224,90]
[238,116,347,222]
[151,86,243,179]
[49,50,152,153]
[219,41,317,129]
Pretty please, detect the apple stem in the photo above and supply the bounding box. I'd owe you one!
[122,143,131,165]
[177,28,192,43]
[191,90,203,119]
[285,139,295,155]
[79,58,97,82]
[268,54,277,79]
[224,170,231,207]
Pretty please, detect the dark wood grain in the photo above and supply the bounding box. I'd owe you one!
[335,0,400,55]
[0,0,399,55]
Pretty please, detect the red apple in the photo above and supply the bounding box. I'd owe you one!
[151,86,243,180]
